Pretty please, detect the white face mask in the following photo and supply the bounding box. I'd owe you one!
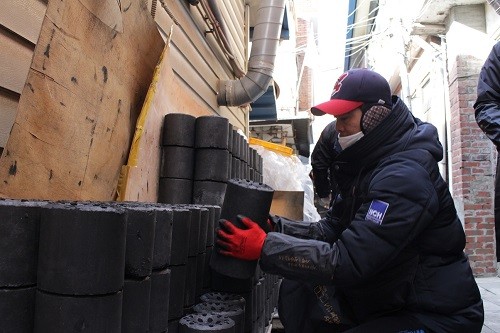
[338,131,364,150]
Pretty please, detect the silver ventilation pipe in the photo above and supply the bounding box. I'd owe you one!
[217,0,285,106]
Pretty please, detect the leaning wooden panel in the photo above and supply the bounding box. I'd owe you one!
[0,90,19,148]
[118,37,212,202]
[0,0,164,200]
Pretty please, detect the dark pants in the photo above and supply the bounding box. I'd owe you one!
[496,153,500,261]
[313,315,425,333]
[278,280,483,333]
[278,280,426,333]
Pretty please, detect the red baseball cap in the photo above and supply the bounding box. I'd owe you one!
[311,68,392,116]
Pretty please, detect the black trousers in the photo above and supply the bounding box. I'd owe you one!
[495,153,500,261]
[279,280,483,333]
[313,314,425,333]
[278,280,426,333]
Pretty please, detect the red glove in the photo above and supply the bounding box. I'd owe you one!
[216,215,267,261]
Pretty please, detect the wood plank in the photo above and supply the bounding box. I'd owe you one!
[78,0,123,33]
[0,27,34,94]
[0,0,46,44]
[0,89,19,148]
[119,42,212,202]
[0,0,164,200]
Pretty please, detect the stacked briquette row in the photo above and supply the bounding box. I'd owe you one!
[0,199,221,332]
[158,113,197,204]
[0,200,45,332]
[0,114,275,332]
[159,114,264,207]
[207,179,282,333]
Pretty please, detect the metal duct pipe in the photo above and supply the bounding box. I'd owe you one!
[217,0,285,106]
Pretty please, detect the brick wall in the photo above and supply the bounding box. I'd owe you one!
[296,17,313,111]
[449,54,497,276]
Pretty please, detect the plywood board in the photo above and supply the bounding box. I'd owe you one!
[0,90,18,148]
[118,28,212,202]
[0,0,164,200]
[78,0,124,33]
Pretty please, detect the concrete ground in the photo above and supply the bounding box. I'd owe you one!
[477,275,500,333]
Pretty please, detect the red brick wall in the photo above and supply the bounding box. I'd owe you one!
[449,54,497,276]
[296,18,312,111]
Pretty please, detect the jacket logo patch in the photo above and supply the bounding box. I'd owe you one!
[365,200,389,225]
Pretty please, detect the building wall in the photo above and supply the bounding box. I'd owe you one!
[486,2,500,37]
[447,4,486,32]
[136,0,249,130]
[273,0,300,119]
[448,54,497,275]
[297,17,313,112]
[444,3,499,275]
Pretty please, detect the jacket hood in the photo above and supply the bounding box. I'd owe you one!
[335,96,443,174]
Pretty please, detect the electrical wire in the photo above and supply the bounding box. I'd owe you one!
[344,28,390,52]
[286,24,389,57]
[346,3,380,36]
[155,0,414,67]
[346,0,372,20]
